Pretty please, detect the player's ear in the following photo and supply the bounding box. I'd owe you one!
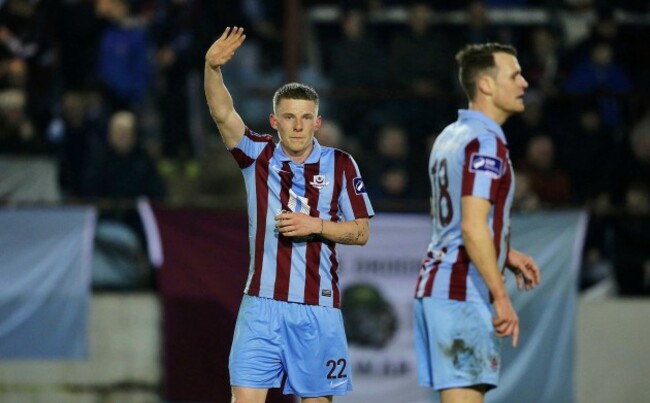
[314,115,322,131]
[269,113,278,130]
[477,74,494,96]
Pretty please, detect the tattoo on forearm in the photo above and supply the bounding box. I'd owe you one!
[339,233,356,244]
[336,220,366,245]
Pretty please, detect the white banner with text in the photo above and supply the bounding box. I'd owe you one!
[336,210,587,403]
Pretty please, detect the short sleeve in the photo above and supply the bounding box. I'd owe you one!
[460,134,509,202]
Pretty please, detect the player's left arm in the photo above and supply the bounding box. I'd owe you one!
[274,212,369,245]
[505,248,541,290]
[321,217,369,245]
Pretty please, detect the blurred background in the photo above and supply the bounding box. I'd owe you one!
[0,0,648,402]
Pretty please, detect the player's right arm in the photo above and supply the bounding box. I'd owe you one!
[204,26,247,150]
[461,195,519,347]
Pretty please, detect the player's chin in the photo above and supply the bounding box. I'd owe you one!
[512,102,525,113]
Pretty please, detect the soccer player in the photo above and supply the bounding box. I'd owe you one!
[204,27,374,403]
[413,43,542,403]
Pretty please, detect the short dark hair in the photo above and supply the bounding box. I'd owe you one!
[272,82,320,113]
[456,43,517,101]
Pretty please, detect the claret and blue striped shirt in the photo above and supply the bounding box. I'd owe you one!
[415,110,514,305]
[230,128,374,308]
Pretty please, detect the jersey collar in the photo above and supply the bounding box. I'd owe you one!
[274,138,322,164]
[458,109,508,144]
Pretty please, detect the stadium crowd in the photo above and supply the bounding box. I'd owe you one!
[0,0,648,292]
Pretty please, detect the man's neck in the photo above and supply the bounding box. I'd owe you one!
[468,100,508,126]
[280,144,313,165]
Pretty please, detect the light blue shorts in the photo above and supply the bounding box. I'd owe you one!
[413,297,501,391]
[229,295,352,397]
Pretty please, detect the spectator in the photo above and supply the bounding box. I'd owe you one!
[520,134,572,207]
[0,88,44,155]
[624,106,650,210]
[373,123,410,169]
[564,41,632,129]
[561,104,617,208]
[242,0,283,73]
[372,163,413,208]
[386,2,454,137]
[388,2,453,94]
[512,172,541,212]
[315,119,346,149]
[327,7,386,137]
[366,123,423,202]
[47,90,103,197]
[567,8,628,70]
[457,0,516,48]
[625,182,650,215]
[95,0,152,111]
[520,26,568,98]
[83,110,165,201]
[0,0,56,131]
[150,0,202,158]
[190,140,246,210]
[328,8,385,88]
[0,57,27,90]
[50,0,103,92]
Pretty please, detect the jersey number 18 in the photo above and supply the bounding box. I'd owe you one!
[431,158,453,227]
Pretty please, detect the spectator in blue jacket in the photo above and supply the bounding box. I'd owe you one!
[96,0,152,111]
[564,41,631,129]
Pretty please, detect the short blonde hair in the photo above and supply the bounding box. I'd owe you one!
[272,82,319,114]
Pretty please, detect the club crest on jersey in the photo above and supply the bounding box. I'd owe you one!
[309,175,329,189]
[469,153,503,178]
[353,177,366,195]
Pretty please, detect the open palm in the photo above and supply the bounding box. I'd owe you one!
[205,26,246,70]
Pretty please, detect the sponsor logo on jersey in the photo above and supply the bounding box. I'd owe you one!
[469,153,503,178]
[353,177,366,195]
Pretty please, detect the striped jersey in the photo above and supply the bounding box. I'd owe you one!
[230,128,374,308]
[414,110,514,304]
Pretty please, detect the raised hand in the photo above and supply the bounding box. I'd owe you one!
[205,26,246,70]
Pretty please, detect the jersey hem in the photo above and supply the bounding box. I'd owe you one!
[245,291,340,309]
